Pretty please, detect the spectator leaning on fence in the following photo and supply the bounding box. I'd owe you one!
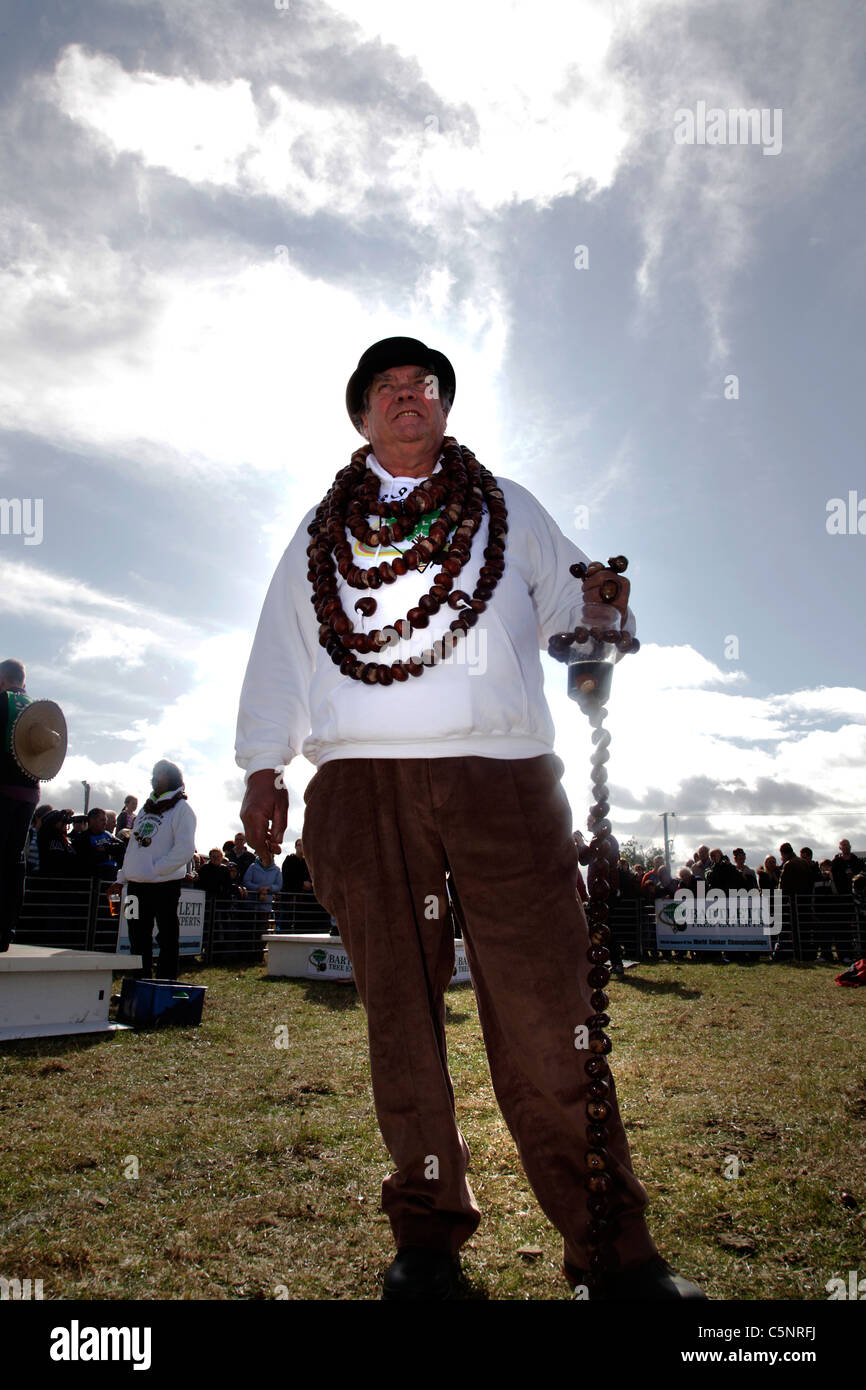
[228,832,255,879]
[226,860,248,902]
[242,852,282,918]
[36,808,78,877]
[732,848,757,889]
[798,847,824,891]
[758,855,779,891]
[831,839,865,895]
[26,803,53,874]
[691,845,711,880]
[196,847,234,900]
[676,867,696,895]
[705,849,742,893]
[73,807,123,882]
[778,842,814,899]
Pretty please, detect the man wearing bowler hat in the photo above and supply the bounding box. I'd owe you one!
[236,337,705,1300]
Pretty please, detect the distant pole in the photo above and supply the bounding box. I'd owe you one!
[82,780,90,814]
[661,811,676,874]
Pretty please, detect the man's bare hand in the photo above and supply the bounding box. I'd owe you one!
[240,769,288,861]
[582,562,631,626]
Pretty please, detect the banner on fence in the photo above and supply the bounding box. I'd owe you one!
[115,888,206,957]
[654,895,774,952]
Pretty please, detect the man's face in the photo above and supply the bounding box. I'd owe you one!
[235,834,246,851]
[698,846,709,861]
[733,851,745,865]
[210,849,222,865]
[359,363,448,457]
[89,811,107,834]
[840,840,851,855]
[710,850,722,864]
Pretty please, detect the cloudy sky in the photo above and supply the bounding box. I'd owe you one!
[1,0,864,865]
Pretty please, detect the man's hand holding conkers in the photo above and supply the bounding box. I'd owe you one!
[570,556,630,626]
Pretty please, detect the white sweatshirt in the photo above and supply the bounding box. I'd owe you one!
[118,795,198,884]
[235,453,636,777]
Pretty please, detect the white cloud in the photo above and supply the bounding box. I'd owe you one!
[545,644,865,860]
[44,15,633,224]
[48,47,259,186]
[45,628,319,851]
[0,558,198,667]
[0,230,509,552]
[771,688,866,724]
[619,642,747,691]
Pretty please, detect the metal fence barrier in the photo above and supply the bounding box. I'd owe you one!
[13,879,340,966]
[13,878,864,966]
[609,895,863,962]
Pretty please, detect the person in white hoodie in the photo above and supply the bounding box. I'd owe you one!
[111,760,196,981]
[235,336,705,1303]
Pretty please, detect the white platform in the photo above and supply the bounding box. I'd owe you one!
[0,944,142,1041]
[263,933,472,985]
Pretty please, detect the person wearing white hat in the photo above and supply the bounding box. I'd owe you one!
[110,760,197,981]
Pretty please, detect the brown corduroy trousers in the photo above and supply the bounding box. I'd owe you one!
[301,752,659,1272]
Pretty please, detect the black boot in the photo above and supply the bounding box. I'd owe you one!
[381,1248,462,1301]
[564,1255,708,1300]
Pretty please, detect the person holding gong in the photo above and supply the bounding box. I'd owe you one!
[0,658,67,951]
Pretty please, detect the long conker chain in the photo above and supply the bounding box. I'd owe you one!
[547,554,639,1296]
[579,699,618,1293]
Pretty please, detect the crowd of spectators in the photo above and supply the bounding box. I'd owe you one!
[24,798,864,960]
[604,838,864,964]
[24,802,334,931]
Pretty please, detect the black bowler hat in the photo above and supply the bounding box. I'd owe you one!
[345,336,456,434]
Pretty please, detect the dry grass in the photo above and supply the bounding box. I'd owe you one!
[0,959,864,1300]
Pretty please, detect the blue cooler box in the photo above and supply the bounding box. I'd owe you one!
[117,979,207,1029]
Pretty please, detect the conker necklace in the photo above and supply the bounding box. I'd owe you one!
[306,435,508,683]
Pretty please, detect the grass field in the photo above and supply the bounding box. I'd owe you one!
[1,958,864,1301]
